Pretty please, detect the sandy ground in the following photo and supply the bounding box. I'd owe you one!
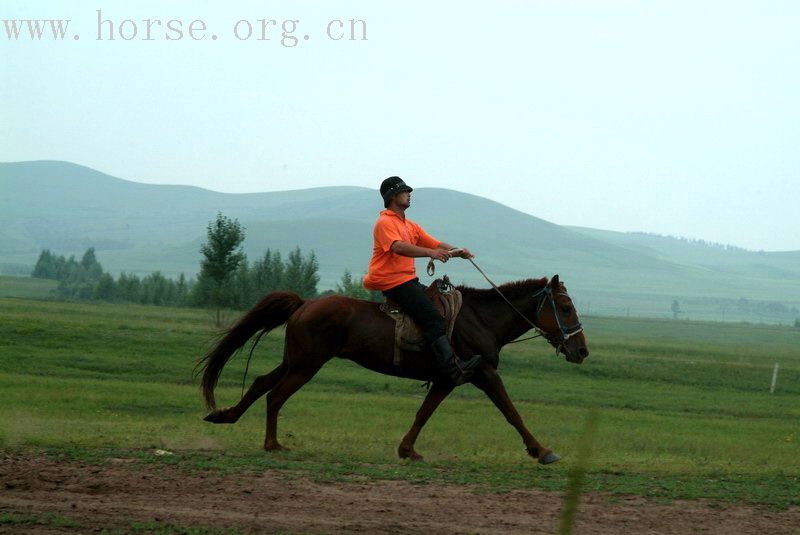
[1,453,798,534]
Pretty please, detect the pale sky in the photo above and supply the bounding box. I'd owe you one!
[2,1,799,251]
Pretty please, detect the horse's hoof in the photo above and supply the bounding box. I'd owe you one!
[538,451,561,465]
[203,410,223,423]
[203,409,235,424]
[398,447,424,461]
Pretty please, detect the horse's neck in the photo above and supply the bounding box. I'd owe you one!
[472,293,542,347]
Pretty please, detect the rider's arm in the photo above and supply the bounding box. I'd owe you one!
[390,240,468,260]
[390,223,462,259]
[390,241,438,258]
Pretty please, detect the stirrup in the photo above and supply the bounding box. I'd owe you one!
[457,354,482,372]
[447,354,483,385]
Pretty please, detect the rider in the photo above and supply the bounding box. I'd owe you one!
[363,176,482,385]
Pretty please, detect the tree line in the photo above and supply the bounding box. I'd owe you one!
[31,212,381,319]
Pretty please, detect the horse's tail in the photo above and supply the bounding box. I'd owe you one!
[196,291,304,410]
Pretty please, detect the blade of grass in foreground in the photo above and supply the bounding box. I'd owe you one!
[559,409,600,535]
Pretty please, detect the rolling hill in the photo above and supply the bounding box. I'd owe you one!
[2,160,798,322]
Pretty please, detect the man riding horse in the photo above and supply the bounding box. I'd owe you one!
[200,178,588,463]
[362,176,482,385]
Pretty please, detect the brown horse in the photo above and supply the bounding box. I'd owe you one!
[198,274,588,465]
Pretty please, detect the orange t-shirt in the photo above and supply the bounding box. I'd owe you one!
[362,209,441,291]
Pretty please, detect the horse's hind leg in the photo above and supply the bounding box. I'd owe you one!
[263,361,326,451]
[204,362,287,424]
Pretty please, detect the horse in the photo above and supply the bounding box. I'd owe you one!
[198,274,588,465]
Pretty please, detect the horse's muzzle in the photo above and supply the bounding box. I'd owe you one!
[566,345,589,364]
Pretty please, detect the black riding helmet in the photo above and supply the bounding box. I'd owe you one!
[380,176,413,208]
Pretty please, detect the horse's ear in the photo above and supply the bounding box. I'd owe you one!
[550,274,560,288]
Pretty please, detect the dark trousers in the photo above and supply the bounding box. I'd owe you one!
[382,277,446,344]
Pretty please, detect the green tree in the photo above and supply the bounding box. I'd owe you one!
[269,250,285,290]
[334,269,383,302]
[336,269,360,297]
[283,247,304,295]
[54,249,99,300]
[282,247,319,298]
[53,254,70,280]
[251,250,280,298]
[196,212,246,325]
[32,249,56,279]
[233,258,253,309]
[141,271,170,305]
[93,272,116,300]
[299,250,320,298]
[175,273,190,306]
[117,272,141,302]
[80,247,103,281]
[671,299,682,320]
[32,250,79,282]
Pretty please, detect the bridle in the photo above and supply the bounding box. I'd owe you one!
[523,285,585,349]
[427,253,584,355]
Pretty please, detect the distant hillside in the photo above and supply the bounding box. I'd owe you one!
[2,160,799,323]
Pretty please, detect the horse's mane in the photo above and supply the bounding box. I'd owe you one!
[455,277,548,302]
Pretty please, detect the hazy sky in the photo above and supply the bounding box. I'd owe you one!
[3,1,798,251]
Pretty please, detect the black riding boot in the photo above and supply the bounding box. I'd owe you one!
[430,335,482,385]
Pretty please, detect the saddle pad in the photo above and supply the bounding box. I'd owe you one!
[380,287,463,367]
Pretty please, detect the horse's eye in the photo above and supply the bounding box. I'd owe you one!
[561,305,571,314]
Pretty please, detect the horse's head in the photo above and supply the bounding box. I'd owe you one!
[534,275,589,364]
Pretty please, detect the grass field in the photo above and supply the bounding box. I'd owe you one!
[0,275,57,299]
[1,294,799,509]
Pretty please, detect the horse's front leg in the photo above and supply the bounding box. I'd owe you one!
[472,368,560,465]
[398,382,454,460]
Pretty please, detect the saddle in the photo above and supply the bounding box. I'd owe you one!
[379,275,463,367]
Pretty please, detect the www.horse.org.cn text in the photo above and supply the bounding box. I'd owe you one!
[1,9,369,47]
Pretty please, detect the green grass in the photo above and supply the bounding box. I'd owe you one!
[0,275,57,299]
[0,511,243,534]
[111,521,244,535]
[0,512,80,529]
[1,297,799,508]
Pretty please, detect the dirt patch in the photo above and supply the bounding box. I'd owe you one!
[1,453,797,534]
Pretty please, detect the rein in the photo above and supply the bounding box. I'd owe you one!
[427,252,584,351]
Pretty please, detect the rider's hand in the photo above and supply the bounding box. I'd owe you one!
[429,249,450,262]
[450,247,474,259]
[457,247,475,259]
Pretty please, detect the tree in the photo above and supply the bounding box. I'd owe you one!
[299,250,320,298]
[175,273,190,306]
[141,271,170,305]
[117,272,141,302]
[334,269,381,301]
[283,247,304,295]
[32,250,56,279]
[251,249,283,298]
[232,258,253,309]
[335,269,363,298]
[282,247,319,298]
[53,250,98,300]
[269,250,285,291]
[31,249,80,281]
[93,272,116,300]
[197,213,246,325]
[671,299,682,320]
[80,247,103,281]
